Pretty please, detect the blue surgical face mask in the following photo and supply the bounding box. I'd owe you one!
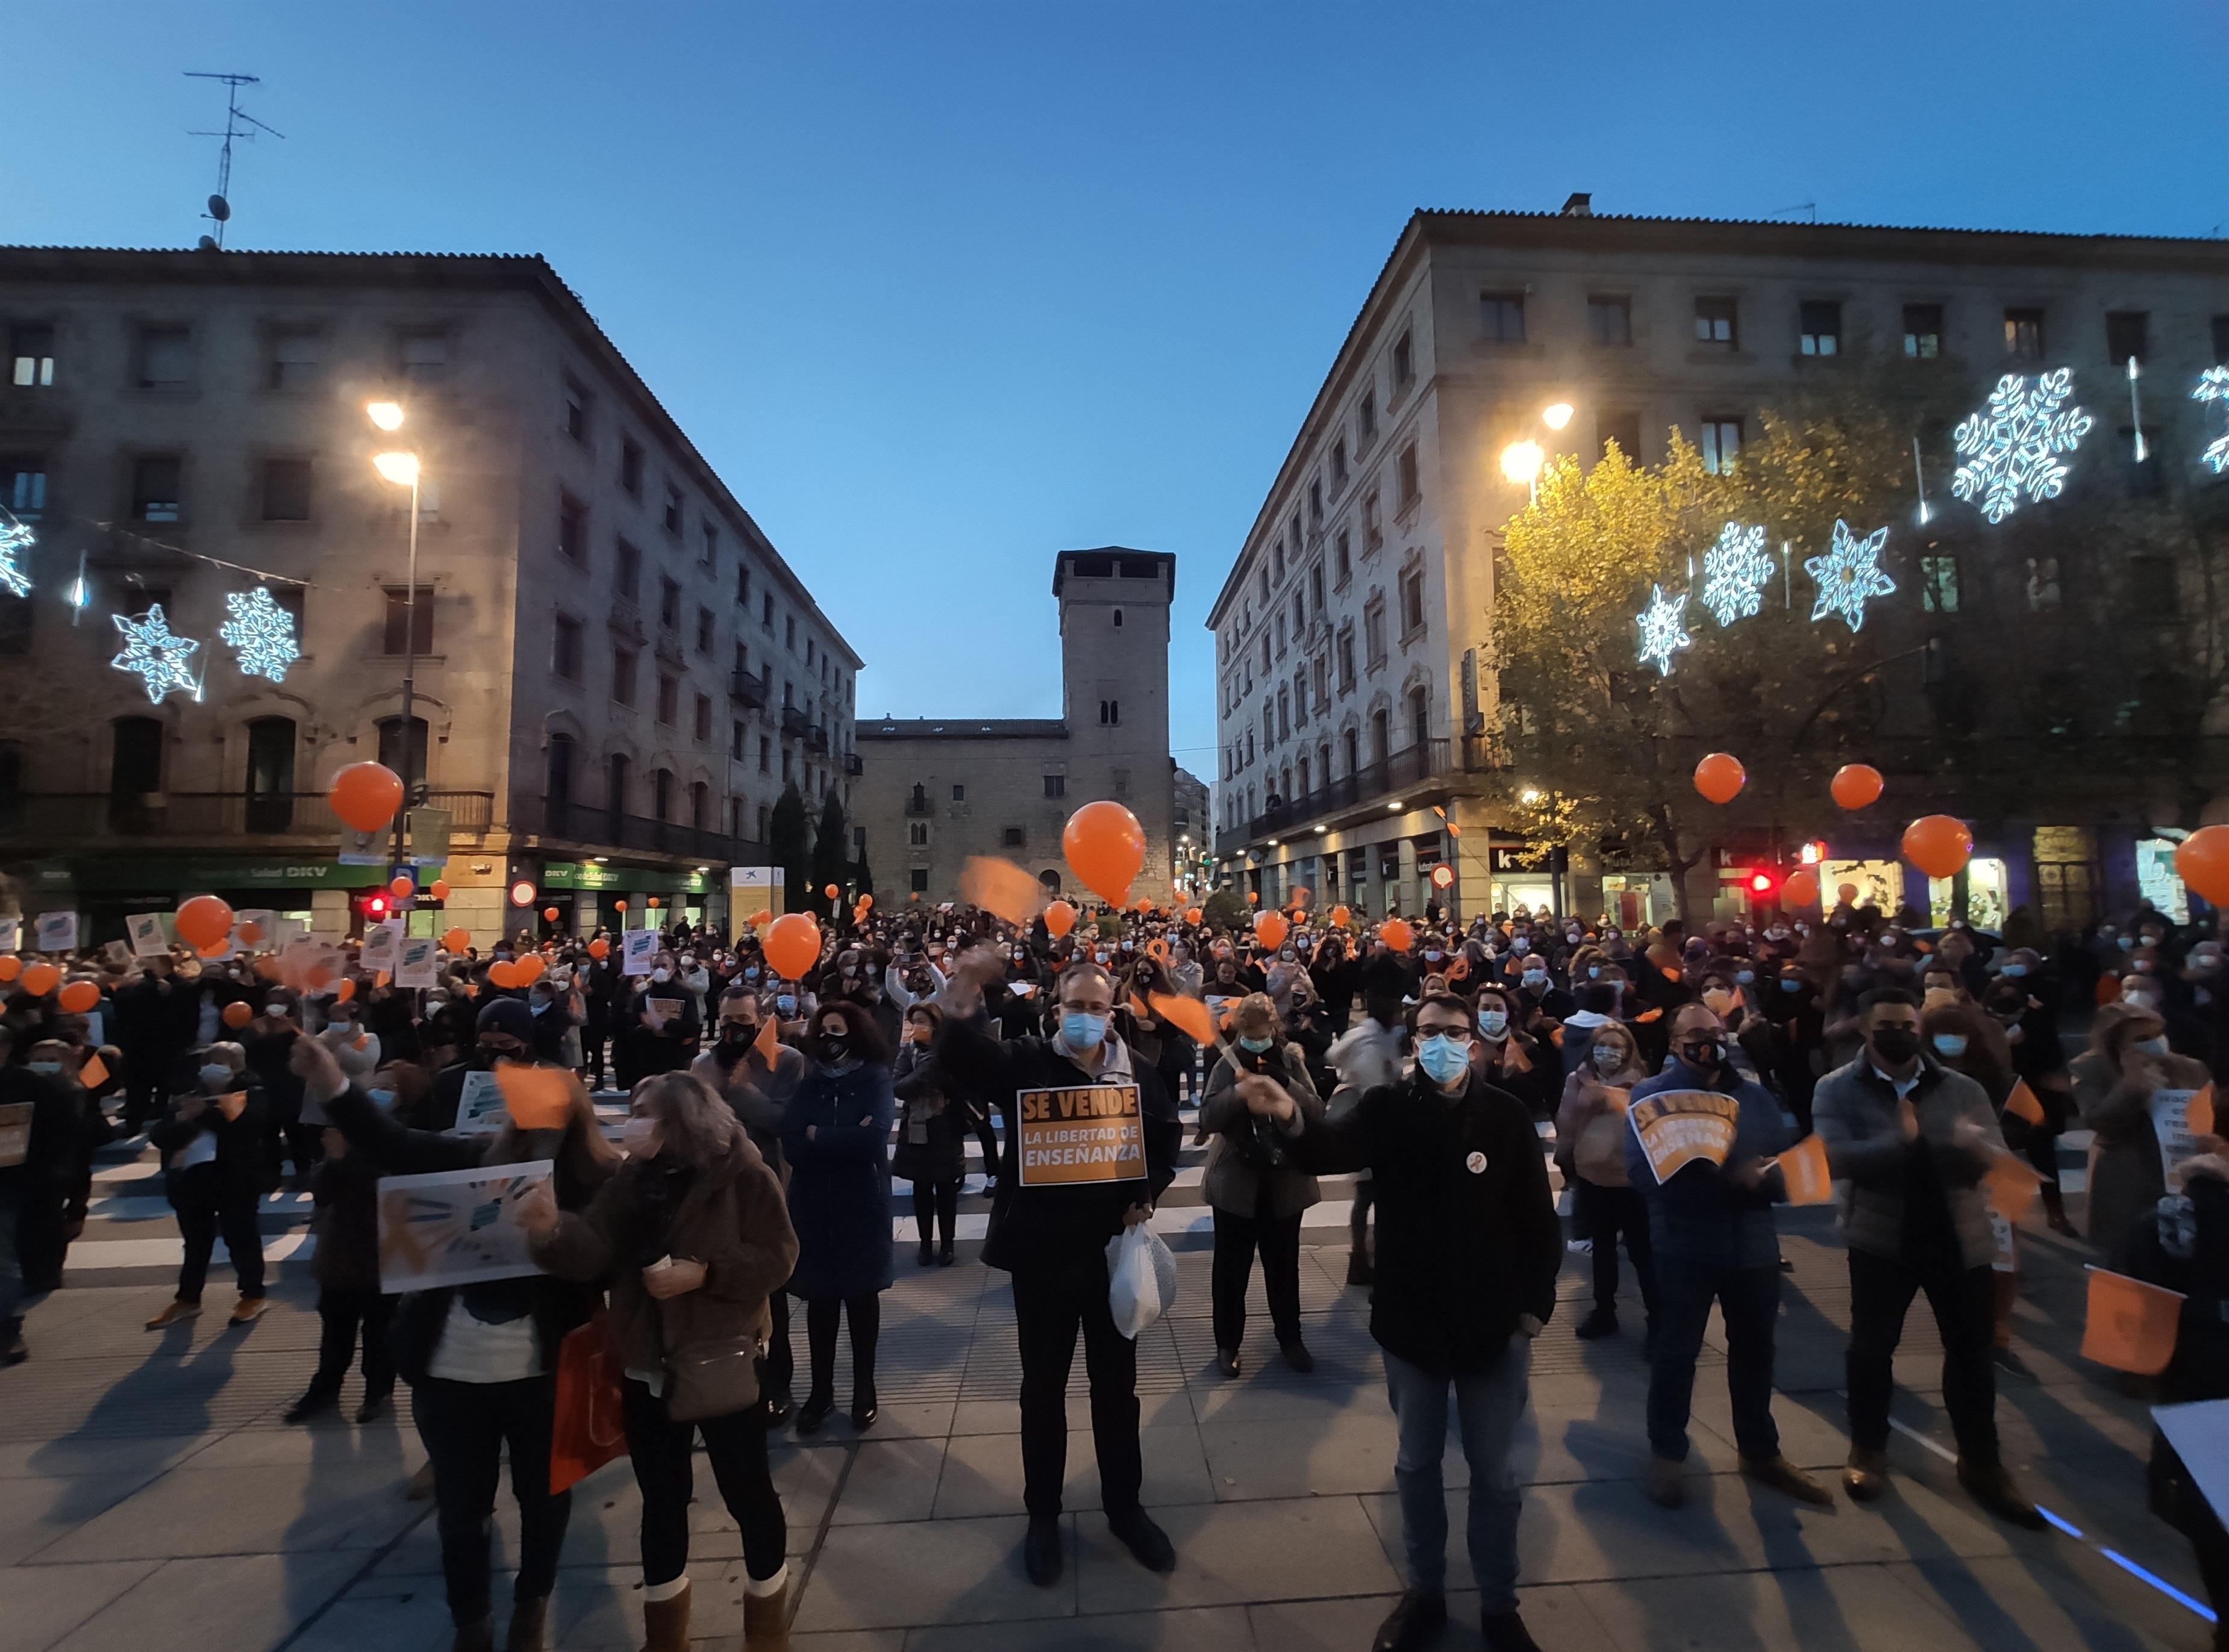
[775,994,797,1014]
[1237,1034,1274,1054]
[367,1088,397,1109]
[1734,970,1754,985]
[1478,1008,1508,1037]
[1521,970,1546,989]
[1931,1033,1968,1058]
[1061,1011,1109,1052]
[1417,1033,1469,1085]
[745,967,761,980]
[1779,977,1802,993]
[2002,963,2028,979]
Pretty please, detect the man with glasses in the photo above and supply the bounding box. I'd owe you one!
[1238,991,1559,1652]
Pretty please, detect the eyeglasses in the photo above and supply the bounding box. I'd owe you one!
[1417,1022,1475,1044]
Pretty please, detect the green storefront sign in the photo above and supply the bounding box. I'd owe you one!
[540,862,711,895]
[29,857,362,893]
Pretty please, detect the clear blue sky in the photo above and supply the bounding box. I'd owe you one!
[7,1,2224,783]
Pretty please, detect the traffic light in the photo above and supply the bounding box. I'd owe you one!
[1745,867,1780,900]
[358,892,389,921]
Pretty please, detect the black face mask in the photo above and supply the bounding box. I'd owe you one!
[1678,1038,1727,1070]
[475,1040,517,1067]
[819,1034,851,1064]
[1869,1027,1921,1064]
[717,1021,754,1046]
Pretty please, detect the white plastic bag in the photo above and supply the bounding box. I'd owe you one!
[1106,1223,1178,1341]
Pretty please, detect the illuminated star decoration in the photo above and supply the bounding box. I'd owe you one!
[1635,584,1692,676]
[1805,519,1895,633]
[0,514,31,598]
[1951,368,2093,523]
[2192,366,2229,474]
[110,604,202,703]
[219,585,300,682]
[1698,522,1773,628]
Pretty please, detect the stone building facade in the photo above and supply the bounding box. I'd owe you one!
[852,549,1177,906]
[0,246,858,945]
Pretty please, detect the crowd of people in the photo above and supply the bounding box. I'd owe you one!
[0,890,2225,1652]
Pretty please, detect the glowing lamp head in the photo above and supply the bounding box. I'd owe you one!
[1542,402,1575,431]
[372,451,420,487]
[1500,440,1545,487]
[366,401,405,432]
[1519,787,1543,806]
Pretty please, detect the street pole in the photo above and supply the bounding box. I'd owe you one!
[390,475,419,873]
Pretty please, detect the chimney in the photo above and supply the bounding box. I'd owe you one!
[1560,192,1592,217]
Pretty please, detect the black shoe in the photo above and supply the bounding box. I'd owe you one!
[1371,1589,1447,1652]
[1346,1253,1375,1288]
[1481,1608,1543,1652]
[1215,1347,1242,1379]
[1024,1514,1063,1585]
[1575,1307,1619,1340]
[939,1245,957,1266]
[1106,1506,1175,1573]
[1,1325,25,1367]
[796,1392,834,1435]
[1779,1255,1795,1273]
[760,1390,792,1427]
[1280,1338,1315,1373]
[918,1242,935,1266]
[284,1389,339,1424]
[1957,1458,2046,1529]
[1990,1345,2036,1382]
[851,1395,878,1431]
[356,1392,391,1424]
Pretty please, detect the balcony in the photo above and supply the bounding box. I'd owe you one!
[0,790,493,848]
[807,726,830,755]
[780,706,810,739]
[1213,738,1452,857]
[513,794,765,865]
[729,669,769,709]
[845,752,863,776]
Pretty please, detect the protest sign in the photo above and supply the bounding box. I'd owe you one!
[127,912,170,959]
[621,928,659,977]
[2152,1400,2229,1524]
[0,917,17,953]
[495,1065,577,1130]
[2152,1085,2217,1181]
[35,911,78,953]
[1775,1132,1834,1205]
[2081,1266,2184,1376]
[360,921,404,977]
[1013,1083,1145,1188]
[1627,1089,1740,1183]
[454,1069,508,1134]
[377,1159,554,1292]
[396,935,440,989]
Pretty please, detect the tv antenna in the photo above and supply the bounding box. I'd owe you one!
[186,71,283,248]
[1765,201,1819,223]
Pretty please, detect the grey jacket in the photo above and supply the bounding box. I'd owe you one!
[1812,1055,2005,1271]
[1199,1044,1325,1220]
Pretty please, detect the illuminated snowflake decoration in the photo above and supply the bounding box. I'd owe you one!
[1951,369,2093,523]
[2192,366,2229,474]
[1635,584,1692,676]
[1805,519,1895,633]
[0,516,31,599]
[219,585,300,682]
[110,605,202,703]
[1698,522,1772,628]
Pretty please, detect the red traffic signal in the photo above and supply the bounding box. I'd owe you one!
[362,893,389,918]
[1745,868,1779,899]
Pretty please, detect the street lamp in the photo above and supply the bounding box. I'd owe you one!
[1500,439,1545,500]
[1542,402,1574,431]
[370,404,424,872]
[366,400,405,432]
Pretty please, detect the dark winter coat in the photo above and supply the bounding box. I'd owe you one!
[891,1044,969,1186]
[308,1150,385,1292]
[150,1079,269,1208]
[780,1059,895,1299]
[1199,1043,1324,1220]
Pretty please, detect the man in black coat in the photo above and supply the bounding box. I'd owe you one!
[1237,991,1560,1652]
[935,949,1181,1591]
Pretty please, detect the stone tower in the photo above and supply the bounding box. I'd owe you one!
[1053,548,1176,900]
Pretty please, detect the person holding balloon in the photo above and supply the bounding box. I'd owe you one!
[145,1040,270,1330]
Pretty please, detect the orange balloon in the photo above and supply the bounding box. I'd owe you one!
[587,937,611,959]
[2177,826,2229,906]
[236,920,264,947]
[1043,900,1078,940]
[1061,800,1147,907]
[335,978,357,1003]
[747,909,773,928]
[0,957,19,982]
[1254,911,1290,950]
[488,960,519,989]
[1902,815,1974,879]
[175,895,235,952]
[514,955,545,985]
[328,761,405,833]
[1247,891,1260,905]
[1831,763,1884,811]
[614,900,628,913]
[440,926,470,954]
[824,884,840,900]
[1291,887,1313,909]
[58,980,99,1014]
[1693,752,1746,806]
[543,906,560,922]
[388,875,414,900]
[857,894,874,912]
[429,879,451,902]
[647,897,661,909]
[1380,918,1415,954]
[22,962,60,997]
[763,912,821,980]
[222,1000,254,1029]
[1329,905,1352,929]
[1781,869,1821,908]
[1133,896,1154,914]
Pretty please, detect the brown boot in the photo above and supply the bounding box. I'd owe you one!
[743,1576,791,1647]
[505,1596,549,1651]
[1843,1447,1890,1503]
[641,1580,690,1652]
[1740,1453,1834,1507]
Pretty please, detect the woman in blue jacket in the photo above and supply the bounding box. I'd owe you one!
[783,1000,895,1433]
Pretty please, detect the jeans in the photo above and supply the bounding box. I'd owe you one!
[308,1287,396,1401]
[913,1179,960,1250]
[1574,1179,1656,1320]
[1210,1206,1302,1350]
[174,1197,265,1302]
[1846,1249,1999,1467]
[1011,1256,1142,1518]
[0,1188,22,1332]
[1649,1259,1780,1462]
[804,1294,880,1405]
[621,1378,787,1586]
[1383,1340,1531,1612]
[413,1374,570,1626]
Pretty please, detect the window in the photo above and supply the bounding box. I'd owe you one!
[1391,327,1413,387]
[1587,296,1633,347]
[382,586,434,655]
[563,377,589,441]
[2106,311,2149,367]
[1361,490,1381,553]
[1311,656,1328,709]
[267,328,319,389]
[2026,557,2061,610]
[1043,774,1066,798]
[615,539,642,600]
[952,783,966,801]
[1,458,47,520]
[243,717,297,831]
[761,591,775,628]
[1693,298,1737,351]
[784,614,796,650]
[1277,690,1290,742]
[9,325,54,387]
[545,732,574,803]
[398,330,448,384]
[758,734,770,774]
[1799,301,1840,357]
[780,747,792,783]
[612,646,639,705]
[1357,389,1377,443]
[1331,437,1348,490]
[130,455,181,522]
[2004,308,2046,361]
[1596,410,1642,465]
[1113,607,1123,628]
[652,768,674,821]
[1308,478,1325,525]
[1921,555,1961,614]
[909,821,929,846]
[607,753,630,817]
[663,484,683,534]
[558,494,588,567]
[806,638,816,667]
[553,614,583,681]
[1363,592,1387,670]
[136,326,192,388]
[376,716,429,782]
[1399,566,1426,637]
[1698,417,1743,475]
[1904,304,1944,358]
[695,605,714,654]
[110,715,163,796]
[2215,316,2229,365]
[259,458,312,522]
[1337,625,1356,693]
[619,438,643,496]
[658,576,680,630]
[1099,699,1121,725]
[908,868,930,894]
[1397,443,1420,508]
[1001,826,1024,848]
[1480,291,1526,343]
[734,561,751,605]
[2128,557,2177,611]
[694,693,712,742]
[701,521,718,566]
[657,673,678,725]
[1308,561,1325,617]
[1275,612,1287,659]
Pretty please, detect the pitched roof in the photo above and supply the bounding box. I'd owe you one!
[856,718,1068,741]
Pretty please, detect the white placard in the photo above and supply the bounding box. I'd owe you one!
[360,921,404,976]
[376,1159,554,1292]
[35,911,78,953]
[2151,1088,2210,1177]
[127,912,170,959]
[2152,1400,2229,1524]
[233,908,278,947]
[396,935,440,990]
[621,928,659,977]
[0,917,18,953]
[453,1068,507,1135]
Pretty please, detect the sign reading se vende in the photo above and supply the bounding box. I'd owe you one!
[1015,1084,1146,1186]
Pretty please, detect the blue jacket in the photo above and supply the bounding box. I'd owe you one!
[781,1059,895,1299]
[1624,1059,1787,1269]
